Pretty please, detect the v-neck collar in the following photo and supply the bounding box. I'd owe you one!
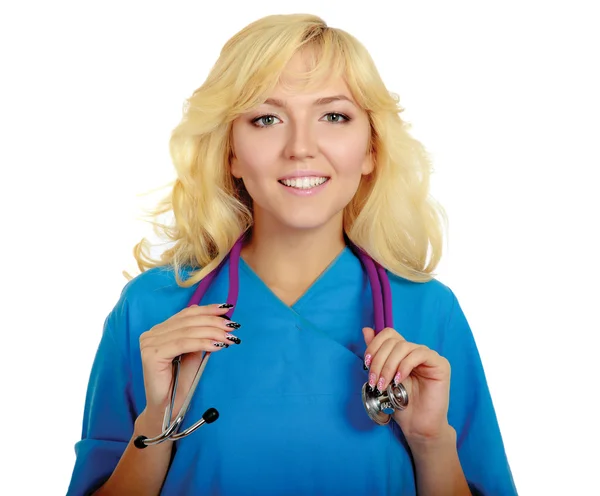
[239,246,351,312]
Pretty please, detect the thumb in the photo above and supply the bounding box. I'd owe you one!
[362,327,375,346]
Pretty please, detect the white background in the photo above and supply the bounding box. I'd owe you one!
[1,1,598,494]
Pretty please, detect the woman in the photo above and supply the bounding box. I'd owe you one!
[68,13,517,496]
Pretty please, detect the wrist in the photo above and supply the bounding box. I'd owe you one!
[406,424,457,457]
[407,425,470,496]
[135,409,166,438]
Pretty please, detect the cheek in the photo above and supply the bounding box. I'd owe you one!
[232,129,281,179]
[323,132,370,174]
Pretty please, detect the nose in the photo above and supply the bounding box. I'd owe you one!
[284,120,317,161]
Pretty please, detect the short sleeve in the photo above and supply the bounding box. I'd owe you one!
[67,299,136,496]
[441,291,518,496]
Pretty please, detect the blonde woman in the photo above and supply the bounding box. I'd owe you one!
[68,14,517,496]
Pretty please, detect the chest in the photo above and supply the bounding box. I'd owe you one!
[269,284,310,307]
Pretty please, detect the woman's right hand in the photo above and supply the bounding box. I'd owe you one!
[138,303,241,424]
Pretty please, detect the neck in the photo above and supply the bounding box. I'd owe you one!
[241,217,346,293]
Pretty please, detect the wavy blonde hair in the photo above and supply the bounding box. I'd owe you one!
[130,13,448,286]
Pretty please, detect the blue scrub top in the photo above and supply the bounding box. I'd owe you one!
[67,247,517,495]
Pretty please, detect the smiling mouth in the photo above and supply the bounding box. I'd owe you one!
[278,177,329,189]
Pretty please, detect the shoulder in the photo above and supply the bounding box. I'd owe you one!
[120,265,197,304]
[121,265,185,297]
[106,265,198,342]
[387,271,460,349]
[388,271,456,315]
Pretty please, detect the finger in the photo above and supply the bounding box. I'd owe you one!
[397,347,449,383]
[170,351,215,410]
[379,341,420,390]
[177,349,205,373]
[151,314,241,337]
[362,327,376,368]
[146,326,239,348]
[367,338,397,393]
[177,303,235,320]
[362,327,375,347]
[363,327,404,369]
[141,336,231,361]
[180,350,204,368]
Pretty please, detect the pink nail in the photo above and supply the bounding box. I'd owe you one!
[369,373,377,387]
[377,377,385,391]
[364,354,372,368]
[394,372,402,385]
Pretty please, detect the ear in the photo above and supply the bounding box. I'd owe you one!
[361,149,374,175]
[230,155,242,179]
[229,131,243,179]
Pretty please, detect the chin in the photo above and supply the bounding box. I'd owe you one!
[252,195,348,233]
[273,208,343,232]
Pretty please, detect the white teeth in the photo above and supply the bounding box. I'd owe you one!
[280,177,328,189]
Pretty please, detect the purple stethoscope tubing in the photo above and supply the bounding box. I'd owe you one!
[187,233,393,331]
[134,233,394,448]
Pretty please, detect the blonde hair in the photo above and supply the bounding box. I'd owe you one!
[130,13,448,286]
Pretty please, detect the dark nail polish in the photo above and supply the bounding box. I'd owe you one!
[226,334,241,344]
[214,342,229,348]
[363,364,369,371]
[374,388,383,397]
[226,322,241,329]
[218,303,234,309]
[366,384,374,394]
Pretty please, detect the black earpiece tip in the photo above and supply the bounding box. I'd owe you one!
[203,408,219,424]
[133,435,148,449]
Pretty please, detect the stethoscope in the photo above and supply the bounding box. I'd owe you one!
[134,233,408,449]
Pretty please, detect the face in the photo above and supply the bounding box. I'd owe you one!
[230,51,373,234]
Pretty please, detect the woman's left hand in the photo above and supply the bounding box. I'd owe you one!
[363,327,452,443]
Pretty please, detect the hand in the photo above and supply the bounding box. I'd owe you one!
[363,327,451,443]
[139,303,241,423]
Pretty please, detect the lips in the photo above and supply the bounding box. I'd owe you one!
[278,177,329,189]
[277,170,330,180]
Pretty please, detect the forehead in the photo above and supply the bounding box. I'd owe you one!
[269,49,354,102]
[266,79,354,106]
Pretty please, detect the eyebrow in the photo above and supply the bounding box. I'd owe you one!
[263,95,355,108]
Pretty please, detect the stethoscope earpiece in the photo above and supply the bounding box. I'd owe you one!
[361,382,409,425]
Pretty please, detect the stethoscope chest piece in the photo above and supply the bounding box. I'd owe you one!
[361,382,409,425]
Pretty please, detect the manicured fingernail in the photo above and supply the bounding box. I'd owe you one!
[218,303,234,308]
[226,333,241,344]
[393,372,402,385]
[377,377,385,392]
[213,342,229,348]
[363,354,372,370]
[369,373,377,388]
[226,322,241,329]
[374,388,383,397]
